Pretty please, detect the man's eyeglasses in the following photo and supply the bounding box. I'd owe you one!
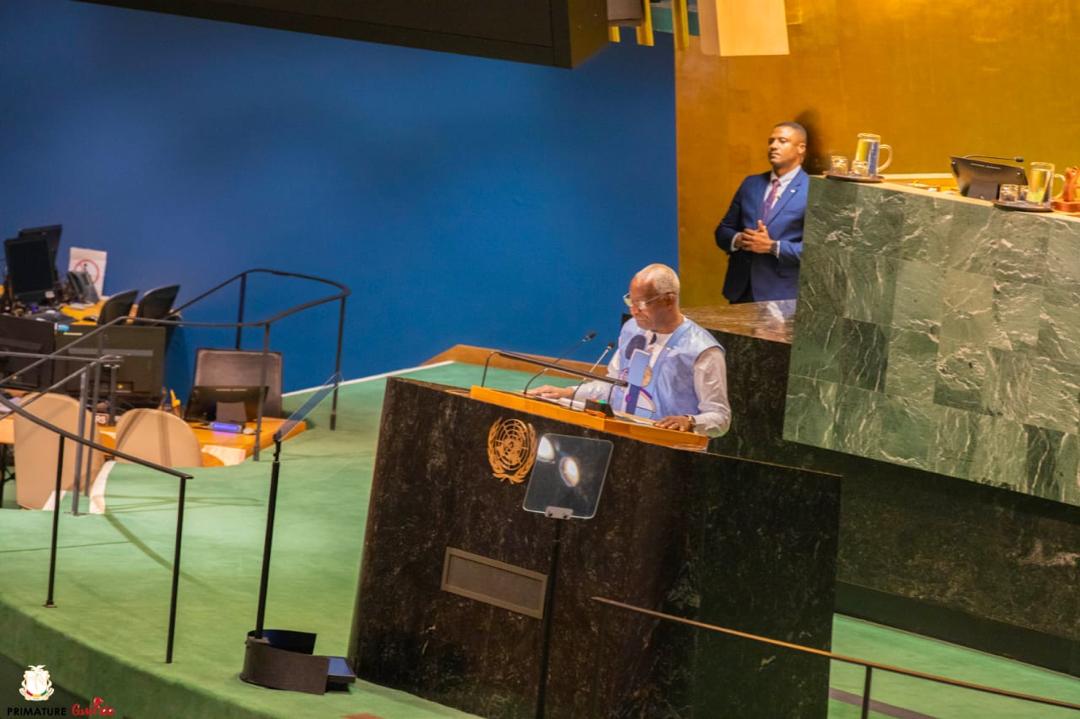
[623,292,671,311]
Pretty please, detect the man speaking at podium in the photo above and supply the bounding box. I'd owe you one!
[531,264,730,437]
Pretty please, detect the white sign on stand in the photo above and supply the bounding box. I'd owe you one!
[68,247,108,296]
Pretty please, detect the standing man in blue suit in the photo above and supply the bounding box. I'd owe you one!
[715,122,809,303]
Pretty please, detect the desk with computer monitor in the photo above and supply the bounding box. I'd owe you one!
[0,312,167,406]
[1,224,169,408]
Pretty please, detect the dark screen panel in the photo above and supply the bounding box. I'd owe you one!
[0,316,55,390]
[18,224,63,269]
[4,236,57,304]
[54,326,166,402]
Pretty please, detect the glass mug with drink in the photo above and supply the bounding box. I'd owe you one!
[1025,162,1065,205]
[854,133,893,177]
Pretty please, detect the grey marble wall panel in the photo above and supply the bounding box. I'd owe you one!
[789,179,1080,506]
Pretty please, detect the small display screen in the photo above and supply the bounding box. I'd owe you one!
[5,236,56,302]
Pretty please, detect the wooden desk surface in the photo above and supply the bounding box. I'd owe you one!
[61,299,106,324]
[0,412,305,467]
[469,386,707,451]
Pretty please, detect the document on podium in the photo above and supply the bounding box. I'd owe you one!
[612,409,657,426]
[541,395,657,427]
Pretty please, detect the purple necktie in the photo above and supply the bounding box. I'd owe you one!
[761,178,781,222]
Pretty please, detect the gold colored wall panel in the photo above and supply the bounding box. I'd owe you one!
[677,2,1080,306]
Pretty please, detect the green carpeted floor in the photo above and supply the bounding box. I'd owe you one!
[0,362,1076,718]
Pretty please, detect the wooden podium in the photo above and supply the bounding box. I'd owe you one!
[468,385,709,451]
[349,378,841,718]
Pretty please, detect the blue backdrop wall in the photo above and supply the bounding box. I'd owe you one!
[0,0,676,392]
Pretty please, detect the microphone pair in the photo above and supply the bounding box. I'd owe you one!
[522,331,612,396]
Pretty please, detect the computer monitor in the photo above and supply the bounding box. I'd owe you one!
[17,224,62,268]
[0,315,55,391]
[950,157,1027,201]
[53,325,166,405]
[4,235,58,304]
[184,385,268,424]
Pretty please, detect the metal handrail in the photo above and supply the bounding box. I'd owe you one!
[592,596,1080,715]
[2,268,351,455]
[4,347,125,509]
[0,267,349,661]
[0,387,192,663]
[171,267,349,319]
[167,268,350,450]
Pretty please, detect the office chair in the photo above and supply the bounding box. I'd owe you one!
[114,408,202,468]
[13,393,102,510]
[135,285,180,322]
[97,289,138,326]
[193,348,284,418]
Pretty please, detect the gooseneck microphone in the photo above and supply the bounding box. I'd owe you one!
[569,341,616,406]
[522,330,597,395]
[589,341,616,373]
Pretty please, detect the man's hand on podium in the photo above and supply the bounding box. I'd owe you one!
[656,415,695,433]
[528,385,575,400]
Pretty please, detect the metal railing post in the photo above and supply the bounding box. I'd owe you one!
[45,436,64,608]
[331,297,346,431]
[860,666,873,719]
[235,273,247,349]
[166,475,188,664]
[70,369,89,515]
[84,358,104,498]
[253,324,271,462]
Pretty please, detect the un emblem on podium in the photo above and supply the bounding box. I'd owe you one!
[487,418,537,484]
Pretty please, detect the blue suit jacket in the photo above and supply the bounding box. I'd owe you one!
[714,169,809,302]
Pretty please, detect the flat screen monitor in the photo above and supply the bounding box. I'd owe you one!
[0,315,55,390]
[17,224,62,266]
[184,385,268,424]
[950,157,1027,201]
[4,235,57,304]
[53,325,166,405]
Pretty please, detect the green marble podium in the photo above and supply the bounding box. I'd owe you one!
[684,180,1080,677]
[791,179,1080,506]
[687,297,1079,678]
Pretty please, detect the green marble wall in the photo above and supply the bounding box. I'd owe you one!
[786,179,1080,506]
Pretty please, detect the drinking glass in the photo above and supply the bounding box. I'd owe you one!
[1027,162,1064,204]
[854,132,893,175]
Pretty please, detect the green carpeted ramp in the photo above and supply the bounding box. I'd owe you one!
[0,362,1076,718]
